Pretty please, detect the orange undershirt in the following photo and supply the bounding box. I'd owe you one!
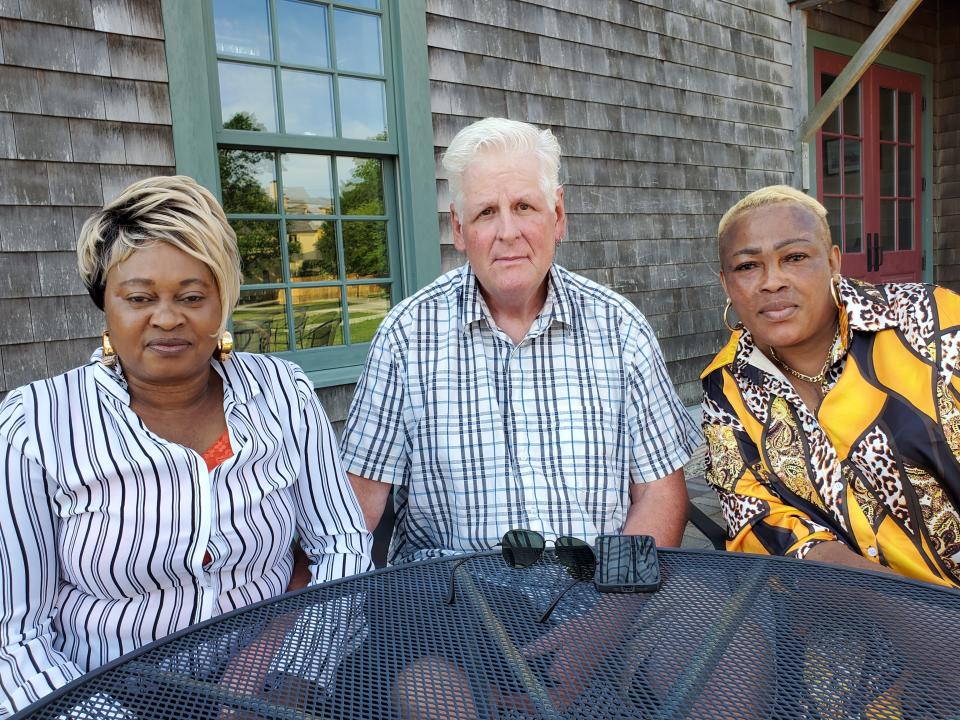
[200,427,233,567]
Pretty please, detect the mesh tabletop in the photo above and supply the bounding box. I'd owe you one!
[12,549,960,719]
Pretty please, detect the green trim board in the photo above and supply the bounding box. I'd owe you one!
[805,29,934,283]
[161,0,439,388]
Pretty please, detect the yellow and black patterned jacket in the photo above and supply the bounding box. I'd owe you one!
[701,276,960,588]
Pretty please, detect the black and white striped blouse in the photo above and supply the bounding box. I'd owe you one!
[0,351,372,715]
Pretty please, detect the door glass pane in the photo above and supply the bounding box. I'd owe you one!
[343,221,388,278]
[235,289,287,353]
[880,200,896,251]
[822,137,841,195]
[898,91,913,143]
[347,283,390,344]
[843,139,861,195]
[339,77,387,140]
[898,146,913,197]
[295,287,343,349]
[219,62,277,132]
[219,149,277,213]
[879,144,895,197]
[844,198,862,254]
[898,201,913,250]
[288,220,337,281]
[281,70,335,136]
[823,196,842,249]
[338,157,385,215]
[334,9,383,75]
[281,154,333,214]
[842,83,860,136]
[232,221,282,284]
[214,0,272,60]
[879,87,895,141]
[821,73,839,134]
[277,0,329,68]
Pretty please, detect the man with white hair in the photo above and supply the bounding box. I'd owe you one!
[341,117,701,563]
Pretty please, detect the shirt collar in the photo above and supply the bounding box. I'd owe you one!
[701,275,897,380]
[458,262,572,334]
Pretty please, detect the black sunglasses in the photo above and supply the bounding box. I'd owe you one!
[445,530,596,623]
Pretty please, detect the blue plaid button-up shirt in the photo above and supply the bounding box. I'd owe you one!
[341,263,702,564]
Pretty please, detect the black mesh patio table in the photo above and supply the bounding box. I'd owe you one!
[11,549,960,719]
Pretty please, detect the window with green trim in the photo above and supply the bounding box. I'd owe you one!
[211,0,400,359]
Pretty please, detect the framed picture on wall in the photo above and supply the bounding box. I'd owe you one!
[824,138,840,176]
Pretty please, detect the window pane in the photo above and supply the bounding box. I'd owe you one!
[343,221,388,278]
[898,91,913,143]
[287,220,338,282]
[898,145,913,197]
[823,196,842,249]
[346,283,390,344]
[277,0,329,68]
[339,77,387,140]
[879,87,895,141]
[879,144,895,197]
[219,149,277,213]
[880,200,895,252]
[281,153,333,214]
[219,62,277,132]
[899,201,913,250]
[338,157,385,215]
[844,198,862,254]
[346,0,379,8]
[294,287,343,349]
[235,289,287,353]
[213,0,271,60]
[842,83,860,136]
[821,73,839,134]
[232,220,283,284]
[822,137,841,195]
[334,9,383,74]
[281,69,334,136]
[843,139,861,195]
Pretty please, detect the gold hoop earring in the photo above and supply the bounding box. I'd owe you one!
[830,276,842,309]
[217,330,234,362]
[723,300,743,333]
[101,331,115,359]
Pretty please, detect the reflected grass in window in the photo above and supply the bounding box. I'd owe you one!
[346,283,390,344]
[234,289,288,353]
[292,286,344,348]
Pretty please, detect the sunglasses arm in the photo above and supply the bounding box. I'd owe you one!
[538,577,582,624]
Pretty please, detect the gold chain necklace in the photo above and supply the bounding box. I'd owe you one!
[769,327,840,386]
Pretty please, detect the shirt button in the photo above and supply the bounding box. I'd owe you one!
[832,481,843,493]
[867,546,878,557]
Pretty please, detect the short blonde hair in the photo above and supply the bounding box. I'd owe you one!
[718,185,832,248]
[442,117,562,217]
[77,175,241,335]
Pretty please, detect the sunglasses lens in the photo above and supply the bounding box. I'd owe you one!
[501,530,546,568]
[556,537,596,580]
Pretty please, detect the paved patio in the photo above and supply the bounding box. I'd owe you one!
[681,445,724,550]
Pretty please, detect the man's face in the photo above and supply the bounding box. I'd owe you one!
[720,203,841,351]
[451,150,565,311]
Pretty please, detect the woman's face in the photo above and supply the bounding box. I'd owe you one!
[104,243,222,386]
[720,203,841,351]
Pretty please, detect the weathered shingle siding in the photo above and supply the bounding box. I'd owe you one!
[934,3,960,290]
[427,0,794,404]
[0,0,172,392]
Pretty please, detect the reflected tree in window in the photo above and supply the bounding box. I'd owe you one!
[340,153,388,278]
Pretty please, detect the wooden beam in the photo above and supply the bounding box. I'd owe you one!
[790,6,810,189]
[797,0,922,144]
[789,0,831,9]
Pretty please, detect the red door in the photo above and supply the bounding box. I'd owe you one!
[815,50,923,283]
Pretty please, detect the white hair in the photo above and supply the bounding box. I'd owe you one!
[441,117,562,217]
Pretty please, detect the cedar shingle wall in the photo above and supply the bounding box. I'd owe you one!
[934,0,960,288]
[0,0,173,392]
[426,0,794,404]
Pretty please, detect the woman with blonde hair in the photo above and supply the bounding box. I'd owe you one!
[0,175,370,714]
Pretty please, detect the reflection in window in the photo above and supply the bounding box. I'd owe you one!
[281,70,335,136]
[219,62,277,132]
[338,157,384,215]
[339,77,387,140]
[844,198,862,254]
[219,146,277,213]
[282,154,334,214]
[334,9,383,74]
[823,196,841,249]
[344,221,388,278]
[346,284,390,344]
[277,0,329,68]
[214,0,271,59]
[899,201,913,250]
[293,286,343,348]
[235,289,288,353]
[287,220,338,281]
[898,91,913,143]
[231,220,283,284]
